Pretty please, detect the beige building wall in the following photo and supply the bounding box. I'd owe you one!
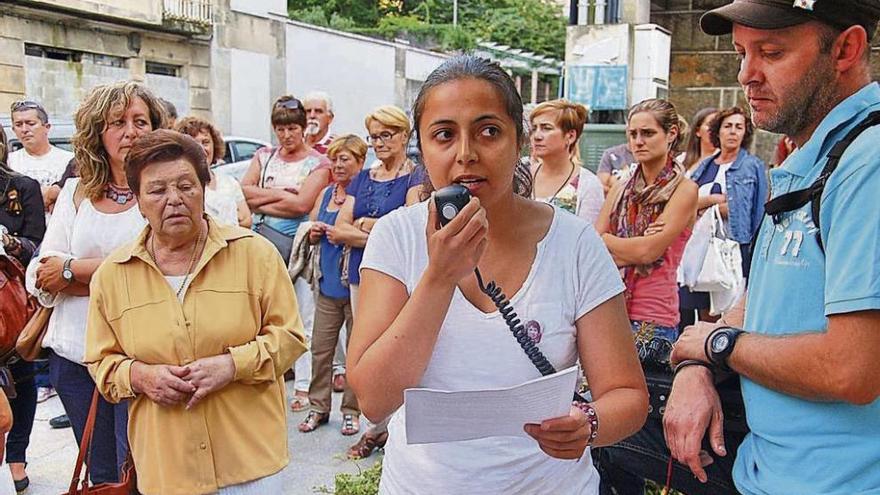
[30,0,163,25]
[0,2,212,124]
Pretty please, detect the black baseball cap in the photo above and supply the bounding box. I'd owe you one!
[701,0,880,38]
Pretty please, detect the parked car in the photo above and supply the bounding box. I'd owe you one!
[214,136,270,181]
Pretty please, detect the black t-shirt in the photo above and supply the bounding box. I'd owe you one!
[1,172,46,263]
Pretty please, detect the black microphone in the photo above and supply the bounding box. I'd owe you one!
[434,184,471,227]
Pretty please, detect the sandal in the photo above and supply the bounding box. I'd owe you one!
[289,393,310,412]
[298,411,330,433]
[347,430,388,459]
[341,414,360,436]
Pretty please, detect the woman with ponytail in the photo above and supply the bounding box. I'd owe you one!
[594,98,698,493]
[529,99,604,224]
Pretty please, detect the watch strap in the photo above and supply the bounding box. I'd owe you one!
[707,327,744,372]
[62,257,75,283]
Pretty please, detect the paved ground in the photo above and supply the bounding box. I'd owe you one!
[0,383,381,495]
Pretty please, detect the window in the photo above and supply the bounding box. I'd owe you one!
[24,44,124,67]
[231,141,263,163]
[146,61,181,77]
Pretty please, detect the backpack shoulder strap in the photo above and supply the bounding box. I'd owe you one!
[764,110,880,252]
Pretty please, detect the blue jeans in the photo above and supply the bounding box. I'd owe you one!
[6,360,36,464]
[48,351,129,484]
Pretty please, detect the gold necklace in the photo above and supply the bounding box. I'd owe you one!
[149,224,205,299]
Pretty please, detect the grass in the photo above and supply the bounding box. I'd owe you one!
[317,459,682,495]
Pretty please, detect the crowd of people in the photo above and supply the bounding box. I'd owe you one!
[1,1,880,494]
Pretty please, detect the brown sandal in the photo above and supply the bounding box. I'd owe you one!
[298,411,329,433]
[346,430,388,459]
[341,414,360,436]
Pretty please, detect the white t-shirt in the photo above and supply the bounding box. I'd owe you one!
[9,146,74,186]
[360,201,624,495]
[205,172,245,226]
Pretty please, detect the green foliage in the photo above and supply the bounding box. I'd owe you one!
[350,15,475,52]
[329,12,358,31]
[289,0,380,28]
[315,461,382,495]
[289,0,565,59]
[291,5,330,26]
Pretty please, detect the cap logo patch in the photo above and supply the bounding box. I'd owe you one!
[793,0,816,11]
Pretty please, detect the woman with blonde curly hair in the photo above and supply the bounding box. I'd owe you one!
[175,116,251,227]
[25,80,167,485]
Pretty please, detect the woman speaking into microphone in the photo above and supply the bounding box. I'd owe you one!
[346,55,647,494]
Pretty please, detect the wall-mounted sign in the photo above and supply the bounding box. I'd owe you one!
[567,65,628,111]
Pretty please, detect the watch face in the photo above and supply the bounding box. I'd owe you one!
[63,269,73,281]
[712,333,730,353]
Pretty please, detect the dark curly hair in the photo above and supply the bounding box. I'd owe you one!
[709,107,754,150]
[174,116,226,165]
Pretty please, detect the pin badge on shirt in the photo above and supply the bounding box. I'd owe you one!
[525,320,543,344]
[793,0,816,11]
[5,189,22,216]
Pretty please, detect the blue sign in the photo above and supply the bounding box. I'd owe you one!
[567,65,628,111]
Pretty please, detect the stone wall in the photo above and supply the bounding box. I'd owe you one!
[0,5,211,123]
[651,0,880,164]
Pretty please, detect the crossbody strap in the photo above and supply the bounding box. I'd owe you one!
[762,110,880,252]
[255,148,280,227]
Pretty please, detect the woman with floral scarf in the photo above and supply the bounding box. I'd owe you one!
[596,98,698,362]
[593,98,698,493]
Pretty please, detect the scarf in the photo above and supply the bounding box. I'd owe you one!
[609,156,685,297]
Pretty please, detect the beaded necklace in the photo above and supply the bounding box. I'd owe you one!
[104,183,135,205]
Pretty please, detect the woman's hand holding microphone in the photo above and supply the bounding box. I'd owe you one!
[424,194,488,287]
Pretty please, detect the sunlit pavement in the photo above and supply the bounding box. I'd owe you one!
[2,381,380,495]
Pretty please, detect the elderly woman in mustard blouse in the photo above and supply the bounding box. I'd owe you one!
[84,129,307,495]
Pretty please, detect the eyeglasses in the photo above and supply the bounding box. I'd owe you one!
[367,131,399,145]
[275,98,303,111]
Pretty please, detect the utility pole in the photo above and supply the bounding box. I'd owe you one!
[453,0,458,26]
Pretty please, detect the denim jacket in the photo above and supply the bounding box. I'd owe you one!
[691,148,768,244]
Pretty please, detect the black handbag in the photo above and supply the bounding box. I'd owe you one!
[644,366,749,434]
[253,149,295,262]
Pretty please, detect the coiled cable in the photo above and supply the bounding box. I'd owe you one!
[474,268,557,376]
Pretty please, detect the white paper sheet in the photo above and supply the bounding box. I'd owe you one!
[404,366,578,445]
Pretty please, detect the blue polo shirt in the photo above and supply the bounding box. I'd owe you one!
[737,82,880,495]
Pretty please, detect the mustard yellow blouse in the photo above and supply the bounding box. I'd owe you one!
[85,218,307,495]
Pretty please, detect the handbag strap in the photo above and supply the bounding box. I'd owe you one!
[68,389,100,494]
[709,204,728,239]
[255,148,280,227]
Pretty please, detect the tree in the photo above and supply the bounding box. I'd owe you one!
[288,0,566,59]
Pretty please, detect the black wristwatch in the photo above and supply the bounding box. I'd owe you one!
[706,327,745,372]
[62,258,75,285]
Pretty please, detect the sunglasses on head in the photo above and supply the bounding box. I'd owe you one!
[11,100,43,113]
[275,98,303,111]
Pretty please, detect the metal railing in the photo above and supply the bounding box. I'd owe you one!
[163,0,213,25]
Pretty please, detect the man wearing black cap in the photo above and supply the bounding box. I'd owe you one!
[666,1,880,494]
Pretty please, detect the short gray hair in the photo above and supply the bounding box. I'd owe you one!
[304,91,334,115]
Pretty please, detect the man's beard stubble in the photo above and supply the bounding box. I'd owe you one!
[750,59,839,138]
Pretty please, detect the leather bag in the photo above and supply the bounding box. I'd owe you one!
[644,368,749,434]
[0,254,36,360]
[64,390,138,495]
[15,305,52,362]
